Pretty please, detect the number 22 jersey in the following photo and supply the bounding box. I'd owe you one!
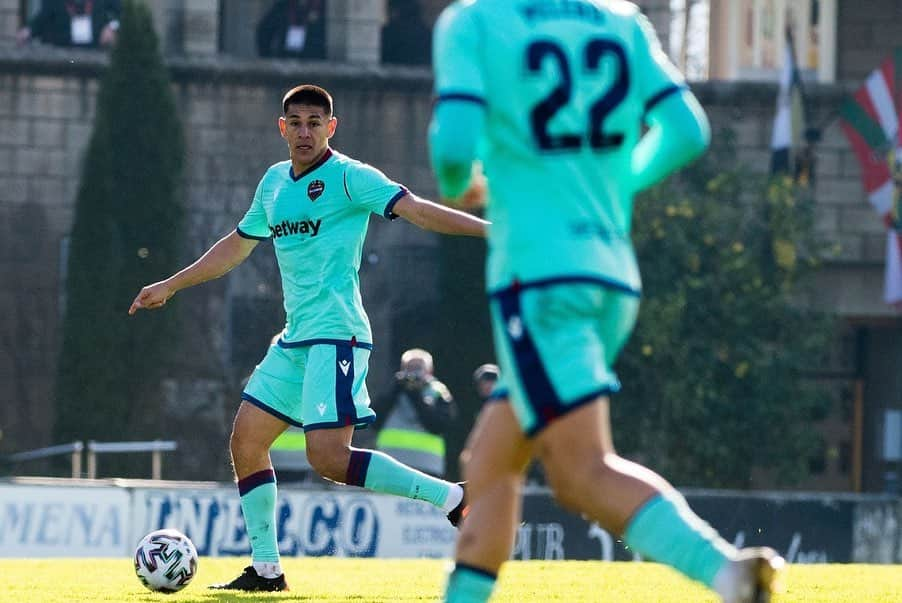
[433,0,686,294]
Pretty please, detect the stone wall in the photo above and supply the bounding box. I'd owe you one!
[837,0,902,82]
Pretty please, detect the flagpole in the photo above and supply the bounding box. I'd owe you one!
[786,25,818,184]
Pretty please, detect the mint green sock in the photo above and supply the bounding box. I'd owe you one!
[358,450,452,507]
[445,564,497,603]
[238,469,279,563]
[624,491,735,586]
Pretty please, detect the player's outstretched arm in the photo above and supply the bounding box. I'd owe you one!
[630,89,711,194]
[428,100,486,205]
[128,230,259,315]
[391,192,488,237]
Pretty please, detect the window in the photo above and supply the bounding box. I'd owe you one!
[669,0,710,80]
[20,0,41,23]
[709,0,836,82]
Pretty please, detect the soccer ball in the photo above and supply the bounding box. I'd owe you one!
[133,528,198,593]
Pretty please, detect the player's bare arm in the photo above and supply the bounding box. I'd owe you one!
[128,230,259,315]
[391,192,488,237]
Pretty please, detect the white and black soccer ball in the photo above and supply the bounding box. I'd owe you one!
[134,528,198,593]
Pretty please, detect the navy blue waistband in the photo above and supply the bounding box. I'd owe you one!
[277,337,374,350]
[488,275,641,298]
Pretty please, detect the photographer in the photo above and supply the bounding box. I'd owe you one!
[375,348,456,478]
[472,363,500,403]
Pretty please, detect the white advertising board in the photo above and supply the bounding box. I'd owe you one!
[0,485,130,557]
[131,487,457,558]
[0,482,456,558]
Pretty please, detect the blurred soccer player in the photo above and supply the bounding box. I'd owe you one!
[129,84,484,592]
[429,2,785,602]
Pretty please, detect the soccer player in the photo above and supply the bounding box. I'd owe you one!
[129,84,485,592]
[429,2,786,602]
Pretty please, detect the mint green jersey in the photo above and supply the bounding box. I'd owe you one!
[433,0,686,293]
[237,149,406,345]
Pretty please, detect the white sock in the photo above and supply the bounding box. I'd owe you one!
[252,561,283,579]
[441,483,464,513]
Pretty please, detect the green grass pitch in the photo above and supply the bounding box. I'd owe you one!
[1,558,899,602]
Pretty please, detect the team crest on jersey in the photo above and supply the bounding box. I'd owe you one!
[307,179,325,201]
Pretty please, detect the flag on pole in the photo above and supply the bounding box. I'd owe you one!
[838,49,902,307]
[770,27,808,180]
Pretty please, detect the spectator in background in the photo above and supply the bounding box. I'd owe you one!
[17,0,121,48]
[256,0,326,60]
[375,349,456,478]
[472,363,499,404]
[380,0,430,66]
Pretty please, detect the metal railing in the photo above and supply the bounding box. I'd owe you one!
[7,440,177,480]
[8,441,84,478]
[86,440,178,480]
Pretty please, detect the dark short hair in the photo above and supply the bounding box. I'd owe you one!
[282,84,333,116]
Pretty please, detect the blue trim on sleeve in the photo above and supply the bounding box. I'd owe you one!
[383,187,408,220]
[643,85,685,117]
[241,393,304,428]
[236,226,270,241]
[488,275,641,298]
[277,337,374,351]
[435,93,487,107]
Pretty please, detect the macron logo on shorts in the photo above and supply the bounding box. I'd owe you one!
[507,315,524,340]
[317,403,327,416]
[338,359,351,376]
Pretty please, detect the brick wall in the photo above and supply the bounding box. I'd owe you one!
[837,0,902,81]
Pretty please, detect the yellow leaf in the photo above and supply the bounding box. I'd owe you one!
[773,238,797,269]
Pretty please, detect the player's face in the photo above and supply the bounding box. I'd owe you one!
[279,103,337,168]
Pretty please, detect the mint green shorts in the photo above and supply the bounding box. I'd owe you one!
[242,339,375,431]
[489,280,639,436]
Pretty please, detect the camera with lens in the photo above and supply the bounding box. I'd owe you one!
[396,370,428,392]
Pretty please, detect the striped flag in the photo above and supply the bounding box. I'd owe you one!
[838,49,902,307]
[770,28,808,180]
